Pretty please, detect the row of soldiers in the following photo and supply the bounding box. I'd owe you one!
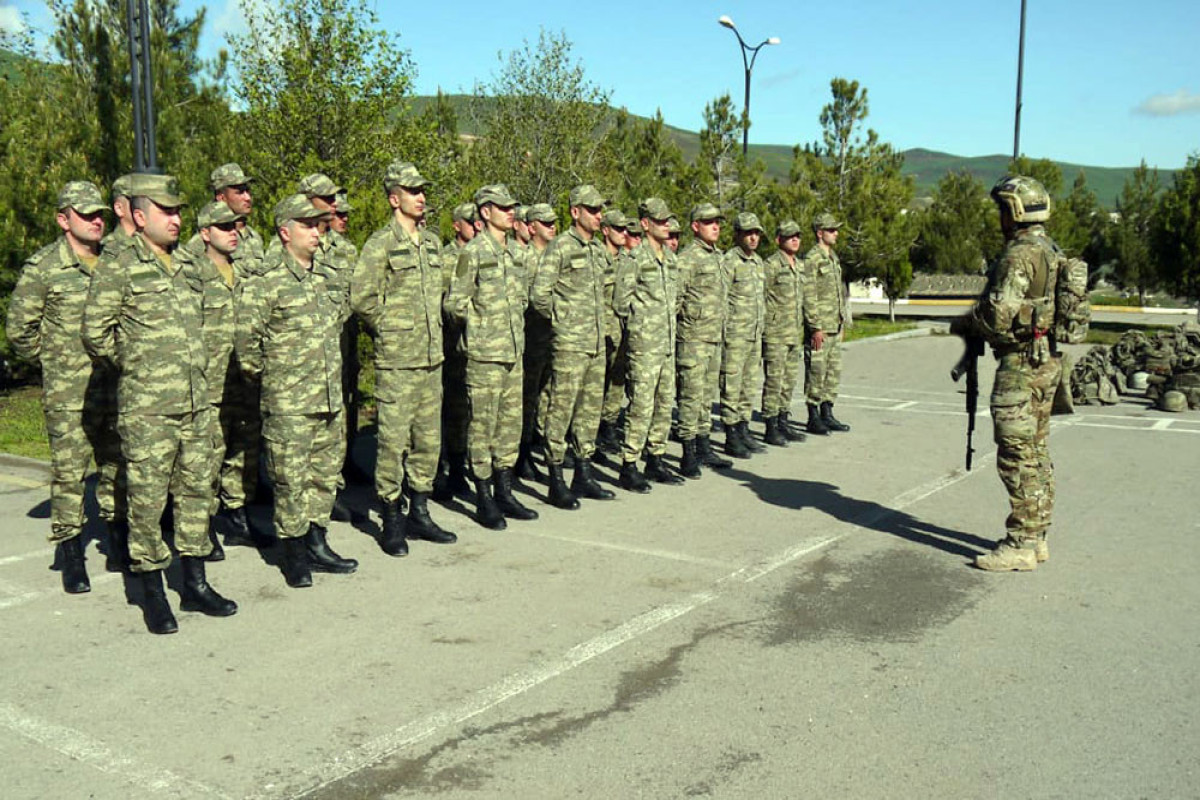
[5,160,852,634]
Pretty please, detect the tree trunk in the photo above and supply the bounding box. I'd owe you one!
[888,296,896,323]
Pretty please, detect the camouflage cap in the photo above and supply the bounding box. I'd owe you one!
[197,200,243,229]
[130,173,185,207]
[452,202,477,223]
[623,216,643,235]
[689,202,724,223]
[111,173,135,200]
[527,203,557,224]
[568,184,606,208]
[812,211,843,231]
[474,183,518,208]
[776,219,802,238]
[733,212,765,233]
[209,163,254,192]
[638,197,672,221]
[274,193,332,228]
[57,181,106,214]
[334,191,354,213]
[383,160,430,192]
[666,216,682,234]
[600,209,628,229]
[513,205,529,223]
[298,173,342,198]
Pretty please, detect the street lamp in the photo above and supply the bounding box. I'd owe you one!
[718,15,780,158]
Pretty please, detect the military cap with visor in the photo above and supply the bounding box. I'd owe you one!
[600,209,628,229]
[812,211,843,231]
[733,212,765,233]
[638,197,672,221]
[569,184,607,208]
[776,219,802,238]
[197,200,243,229]
[383,160,431,193]
[274,193,332,228]
[334,191,354,213]
[666,216,682,234]
[452,202,477,223]
[623,216,643,235]
[298,173,342,198]
[110,174,135,200]
[57,181,107,214]
[130,173,186,207]
[690,203,724,223]
[474,183,518,208]
[526,203,557,224]
[209,163,254,192]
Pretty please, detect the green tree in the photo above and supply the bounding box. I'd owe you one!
[1054,171,1113,284]
[600,109,689,216]
[467,29,612,205]
[912,170,1003,275]
[693,93,742,211]
[1153,154,1200,303]
[1109,161,1160,303]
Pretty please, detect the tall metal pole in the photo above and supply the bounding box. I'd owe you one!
[1013,0,1027,161]
[718,17,779,160]
[125,0,158,172]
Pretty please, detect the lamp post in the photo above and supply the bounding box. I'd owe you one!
[718,15,780,158]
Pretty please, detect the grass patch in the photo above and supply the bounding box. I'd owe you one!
[0,386,49,460]
[1089,292,1191,309]
[845,318,918,342]
[1084,320,1173,346]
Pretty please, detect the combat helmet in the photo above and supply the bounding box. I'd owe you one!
[1159,390,1187,412]
[990,175,1051,223]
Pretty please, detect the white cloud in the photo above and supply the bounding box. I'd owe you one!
[1135,89,1200,117]
[0,6,28,35]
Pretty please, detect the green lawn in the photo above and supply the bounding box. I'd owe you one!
[845,318,918,342]
[1083,320,1172,346]
[0,386,49,460]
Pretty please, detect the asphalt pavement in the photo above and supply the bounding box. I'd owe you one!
[1,333,1197,799]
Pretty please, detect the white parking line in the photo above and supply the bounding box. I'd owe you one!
[517,530,731,569]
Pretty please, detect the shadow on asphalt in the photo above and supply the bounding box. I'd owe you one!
[723,467,993,558]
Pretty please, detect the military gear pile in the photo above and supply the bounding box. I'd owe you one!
[1068,323,1200,409]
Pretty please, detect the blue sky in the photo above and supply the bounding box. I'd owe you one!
[4,0,1197,169]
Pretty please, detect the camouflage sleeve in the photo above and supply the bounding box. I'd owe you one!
[349,234,385,332]
[444,246,475,323]
[800,256,818,332]
[970,250,1033,348]
[234,275,270,378]
[5,262,47,363]
[674,253,693,317]
[81,258,127,367]
[613,253,635,320]
[530,240,561,320]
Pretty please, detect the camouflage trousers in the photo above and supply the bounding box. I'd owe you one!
[720,336,762,426]
[376,365,442,500]
[622,349,675,462]
[804,332,842,405]
[342,317,362,463]
[213,395,261,512]
[43,406,126,543]
[761,341,802,417]
[601,332,629,425]
[676,340,721,441]
[991,352,1061,544]
[465,359,522,481]
[119,409,214,573]
[522,328,552,445]
[543,349,605,464]
[441,323,469,458]
[263,409,345,540]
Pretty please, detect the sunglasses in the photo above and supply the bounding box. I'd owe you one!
[211,222,239,232]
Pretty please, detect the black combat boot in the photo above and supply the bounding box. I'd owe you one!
[57,536,90,594]
[820,401,850,432]
[379,499,408,557]
[571,461,615,500]
[473,477,507,530]
[204,521,226,562]
[618,460,652,493]
[806,403,831,435]
[217,505,276,549]
[408,491,458,542]
[104,520,130,573]
[180,556,238,617]
[697,435,732,469]
[281,536,313,588]
[331,496,368,525]
[305,523,358,573]
[764,415,789,447]
[679,439,702,479]
[447,453,471,495]
[494,469,539,520]
[547,463,581,510]
[740,421,766,453]
[780,411,807,442]
[515,441,542,482]
[596,420,621,454]
[139,570,178,634]
[644,454,684,485]
[725,425,751,459]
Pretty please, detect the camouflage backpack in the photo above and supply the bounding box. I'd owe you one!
[1047,242,1090,344]
[1070,345,1119,405]
[1110,330,1150,377]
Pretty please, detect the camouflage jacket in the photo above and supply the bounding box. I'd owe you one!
[81,236,208,415]
[351,219,445,369]
[722,246,765,342]
[235,249,349,415]
[6,238,111,411]
[445,230,526,364]
[675,240,727,344]
[601,248,624,341]
[968,225,1057,356]
[181,248,251,407]
[100,227,136,260]
[183,224,266,276]
[618,241,677,356]
[801,244,845,335]
[762,250,805,345]
[531,228,607,356]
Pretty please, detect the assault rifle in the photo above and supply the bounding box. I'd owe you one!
[950,331,986,471]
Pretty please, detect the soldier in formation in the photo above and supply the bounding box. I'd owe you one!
[802,212,851,435]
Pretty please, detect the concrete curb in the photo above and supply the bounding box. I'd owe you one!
[843,325,938,348]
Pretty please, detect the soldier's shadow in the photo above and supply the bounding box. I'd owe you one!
[723,468,993,558]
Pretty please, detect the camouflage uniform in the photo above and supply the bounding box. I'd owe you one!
[675,230,727,441]
[445,218,527,481]
[236,207,350,541]
[531,220,608,466]
[351,218,445,500]
[801,239,846,405]
[440,237,472,465]
[6,190,124,544]
[719,223,766,428]
[761,240,805,416]
[617,237,677,462]
[600,213,631,433]
[521,205,557,451]
[82,229,214,572]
